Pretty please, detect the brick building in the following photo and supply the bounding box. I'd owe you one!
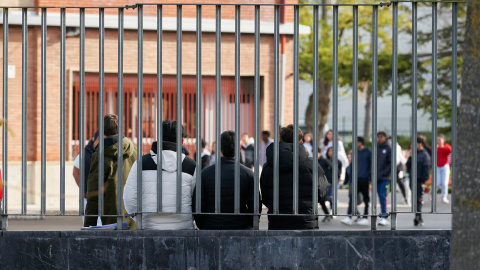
[0,0,308,211]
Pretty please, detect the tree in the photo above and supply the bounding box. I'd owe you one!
[451,0,480,268]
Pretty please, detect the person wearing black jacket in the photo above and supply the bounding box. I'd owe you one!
[376,131,392,226]
[407,137,431,226]
[318,146,342,222]
[192,131,261,230]
[260,125,328,230]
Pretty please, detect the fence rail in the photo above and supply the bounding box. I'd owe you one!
[0,1,464,231]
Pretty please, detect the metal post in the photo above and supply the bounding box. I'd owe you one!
[60,8,66,216]
[137,4,143,229]
[411,2,418,214]
[352,5,359,216]
[253,4,260,229]
[195,5,202,214]
[273,5,280,215]
[117,7,124,229]
[21,8,28,215]
[293,5,299,215]
[157,5,163,213]
[332,5,339,216]
[371,6,379,230]
[176,5,183,214]
[234,5,241,214]
[79,8,86,216]
[40,8,47,216]
[312,5,319,216]
[2,8,9,229]
[390,2,398,230]
[214,5,222,214]
[98,8,105,218]
[451,2,458,210]
[431,2,438,213]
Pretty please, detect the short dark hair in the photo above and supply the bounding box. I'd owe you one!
[262,131,270,137]
[221,131,235,157]
[201,139,207,148]
[104,114,118,136]
[357,136,365,145]
[377,131,387,138]
[280,124,303,143]
[162,120,186,143]
[417,136,426,145]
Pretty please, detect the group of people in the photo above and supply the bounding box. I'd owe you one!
[73,115,451,230]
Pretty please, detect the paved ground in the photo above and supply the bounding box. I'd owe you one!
[5,190,451,231]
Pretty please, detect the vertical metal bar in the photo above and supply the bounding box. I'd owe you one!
[176,5,183,214]
[79,8,86,216]
[195,5,202,214]
[253,5,260,229]
[98,8,105,217]
[451,2,458,210]
[411,1,418,214]
[215,5,222,214]
[117,7,124,229]
[312,5,319,216]
[234,5,241,214]
[293,5,299,215]
[60,8,66,216]
[431,2,438,213]
[21,8,28,215]
[137,4,144,229]
[332,5,339,216]
[273,5,280,215]
[2,8,9,229]
[157,5,163,213]
[390,2,398,230]
[40,8,47,216]
[371,6,379,230]
[351,5,359,215]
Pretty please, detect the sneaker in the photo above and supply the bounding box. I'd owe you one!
[329,209,336,219]
[322,215,332,223]
[357,218,369,226]
[442,196,449,204]
[378,218,389,226]
[341,217,353,226]
[414,217,424,226]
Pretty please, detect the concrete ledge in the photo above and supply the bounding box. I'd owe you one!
[0,230,450,269]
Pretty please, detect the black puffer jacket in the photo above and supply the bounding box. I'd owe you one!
[407,149,431,183]
[377,141,392,180]
[192,157,261,230]
[260,142,327,230]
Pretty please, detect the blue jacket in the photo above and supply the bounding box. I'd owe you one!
[377,141,392,181]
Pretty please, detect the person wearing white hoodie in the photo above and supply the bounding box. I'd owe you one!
[123,120,197,230]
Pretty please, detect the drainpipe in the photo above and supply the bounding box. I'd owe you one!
[280,1,286,126]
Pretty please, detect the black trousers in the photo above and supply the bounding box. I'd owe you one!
[347,178,370,218]
[410,179,424,219]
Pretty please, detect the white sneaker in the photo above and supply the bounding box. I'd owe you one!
[341,217,353,226]
[378,218,389,226]
[442,196,449,204]
[357,218,369,226]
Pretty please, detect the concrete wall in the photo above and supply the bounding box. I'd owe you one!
[0,230,450,269]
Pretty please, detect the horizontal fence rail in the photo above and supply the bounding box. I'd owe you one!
[0,1,464,231]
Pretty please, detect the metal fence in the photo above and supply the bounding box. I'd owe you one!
[0,1,464,231]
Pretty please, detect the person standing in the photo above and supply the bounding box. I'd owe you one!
[84,114,137,228]
[194,139,211,170]
[260,124,328,230]
[320,130,349,185]
[407,137,431,226]
[241,133,255,169]
[192,131,261,230]
[123,120,196,230]
[259,131,273,167]
[376,131,392,226]
[303,132,313,157]
[318,146,342,222]
[341,137,371,226]
[435,134,451,204]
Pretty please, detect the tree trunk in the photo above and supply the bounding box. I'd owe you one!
[305,78,331,141]
[363,82,372,139]
[451,0,480,268]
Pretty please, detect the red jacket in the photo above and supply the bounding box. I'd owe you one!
[437,143,452,167]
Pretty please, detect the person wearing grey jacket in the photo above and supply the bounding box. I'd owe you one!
[376,131,392,226]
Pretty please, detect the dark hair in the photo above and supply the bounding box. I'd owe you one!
[262,130,270,137]
[323,129,333,146]
[221,131,235,157]
[104,114,118,136]
[418,134,430,148]
[326,146,333,159]
[377,131,387,138]
[417,136,426,146]
[280,124,303,143]
[201,139,207,148]
[357,136,365,145]
[162,120,186,143]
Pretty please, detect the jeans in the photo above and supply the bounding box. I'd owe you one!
[436,164,450,197]
[377,180,389,215]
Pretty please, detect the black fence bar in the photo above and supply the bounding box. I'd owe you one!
[234,5,241,214]
[21,8,28,215]
[157,5,164,214]
[293,5,300,215]
[40,8,47,216]
[391,1,399,230]
[273,5,280,215]
[98,7,105,217]
[214,4,221,214]
[195,4,202,214]
[312,5,319,216]
[78,8,86,216]
[136,4,144,229]
[59,8,66,216]
[253,4,261,229]
[117,7,124,229]
[2,8,8,229]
